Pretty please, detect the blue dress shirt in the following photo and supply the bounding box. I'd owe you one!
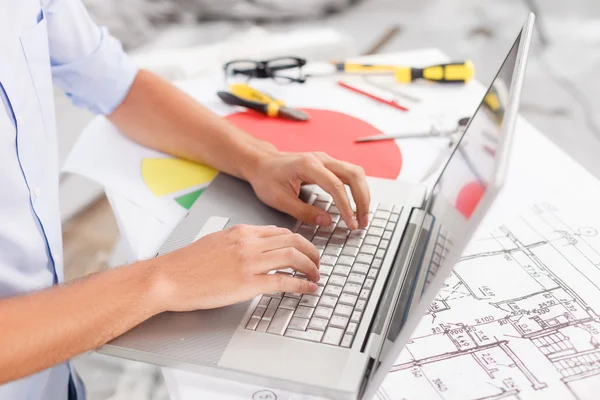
[0,0,138,398]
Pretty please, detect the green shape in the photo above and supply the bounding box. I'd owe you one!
[175,188,205,210]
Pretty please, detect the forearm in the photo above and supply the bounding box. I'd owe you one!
[0,261,162,384]
[108,69,276,181]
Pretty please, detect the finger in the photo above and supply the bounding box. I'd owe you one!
[269,190,333,227]
[226,224,292,239]
[321,159,370,228]
[256,233,320,267]
[260,274,318,295]
[255,247,320,282]
[303,162,358,230]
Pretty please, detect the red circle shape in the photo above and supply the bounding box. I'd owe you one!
[225,108,402,179]
[456,181,486,218]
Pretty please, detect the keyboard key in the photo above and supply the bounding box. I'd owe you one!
[383,231,392,240]
[364,235,380,246]
[317,275,329,286]
[372,258,382,269]
[263,307,276,321]
[329,236,347,247]
[371,218,387,228]
[333,228,350,238]
[279,298,299,310]
[315,230,332,239]
[386,222,395,231]
[364,279,375,290]
[375,249,386,259]
[337,255,355,266]
[294,306,313,319]
[298,225,317,238]
[346,322,358,335]
[324,245,342,256]
[329,205,340,215]
[341,246,359,257]
[258,297,271,308]
[312,237,328,249]
[320,265,334,276]
[368,227,384,237]
[284,292,302,299]
[343,283,362,295]
[308,317,329,331]
[267,309,294,335]
[319,295,338,308]
[374,211,390,220]
[379,240,390,249]
[360,244,377,255]
[252,306,267,319]
[323,327,344,345]
[355,300,366,311]
[347,273,365,285]
[321,255,338,266]
[314,200,331,211]
[269,292,284,299]
[349,230,367,239]
[378,203,392,212]
[330,214,341,224]
[314,306,334,319]
[346,238,363,247]
[257,320,270,332]
[324,285,342,297]
[339,293,358,306]
[356,254,374,265]
[389,214,399,222]
[341,334,353,348]
[338,220,349,229]
[359,289,370,300]
[367,268,378,279]
[334,304,353,317]
[289,317,309,331]
[333,265,351,277]
[317,193,332,202]
[319,224,336,233]
[392,205,402,214]
[313,286,324,296]
[300,295,319,308]
[330,315,349,329]
[267,298,280,309]
[285,328,324,342]
[328,275,346,286]
[246,317,260,330]
[351,310,362,323]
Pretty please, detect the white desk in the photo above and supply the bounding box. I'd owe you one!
[68,49,600,399]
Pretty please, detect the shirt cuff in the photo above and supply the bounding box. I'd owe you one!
[51,28,139,115]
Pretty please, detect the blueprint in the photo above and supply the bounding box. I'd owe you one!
[376,201,600,400]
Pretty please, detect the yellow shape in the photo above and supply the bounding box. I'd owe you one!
[423,66,444,81]
[394,67,412,83]
[142,158,218,196]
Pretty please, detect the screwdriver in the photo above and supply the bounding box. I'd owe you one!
[334,60,475,84]
[217,83,309,121]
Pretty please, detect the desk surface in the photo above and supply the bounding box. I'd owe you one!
[92,50,600,399]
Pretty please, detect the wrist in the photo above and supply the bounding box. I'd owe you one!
[238,142,278,183]
[129,259,171,316]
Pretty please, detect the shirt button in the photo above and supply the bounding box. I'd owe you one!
[33,187,42,198]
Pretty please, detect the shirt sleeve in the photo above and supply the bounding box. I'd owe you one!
[44,0,139,115]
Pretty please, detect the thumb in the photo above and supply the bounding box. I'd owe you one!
[273,191,333,226]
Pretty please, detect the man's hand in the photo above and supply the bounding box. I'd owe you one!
[247,151,371,230]
[151,224,320,311]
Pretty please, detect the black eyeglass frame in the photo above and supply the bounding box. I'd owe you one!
[223,56,308,84]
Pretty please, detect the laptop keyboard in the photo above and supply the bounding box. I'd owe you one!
[245,191,401,348]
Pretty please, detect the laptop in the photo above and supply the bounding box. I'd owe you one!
[100,14,534,399]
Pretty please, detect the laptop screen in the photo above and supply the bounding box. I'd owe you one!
[369,29,525,384]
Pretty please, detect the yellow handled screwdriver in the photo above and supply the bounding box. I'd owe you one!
[334,60,475,84]
[218,83,309,121]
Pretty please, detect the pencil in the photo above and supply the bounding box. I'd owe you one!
[337,81,408,112]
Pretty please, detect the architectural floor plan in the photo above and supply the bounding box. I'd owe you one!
[377,201,600,400]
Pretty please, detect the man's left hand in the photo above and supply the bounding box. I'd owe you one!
[247,151,370,230]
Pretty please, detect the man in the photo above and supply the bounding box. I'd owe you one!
[0,0,370,399]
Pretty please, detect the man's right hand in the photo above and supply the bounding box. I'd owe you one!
[149,224,320,312]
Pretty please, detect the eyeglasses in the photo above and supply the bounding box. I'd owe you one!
[223,57,307,84]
